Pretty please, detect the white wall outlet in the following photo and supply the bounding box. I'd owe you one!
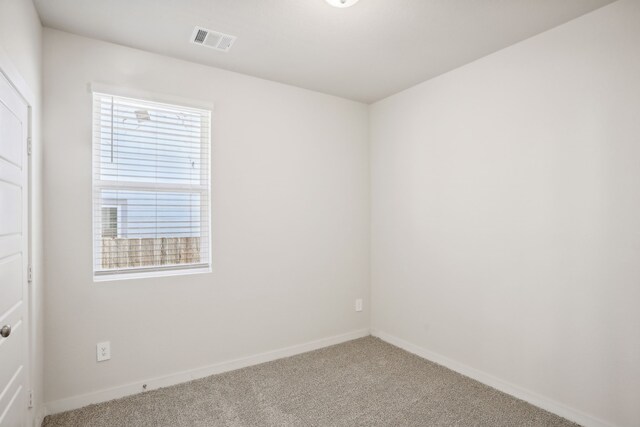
[97,341,111,362]
[355,298,363,312]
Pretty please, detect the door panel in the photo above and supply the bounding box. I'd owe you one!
[0,256,21,326]
[0,71,28,427]
[0,368,25,427]
[0,185,21,242]
[0,100,22,167]
[0,235,19,261]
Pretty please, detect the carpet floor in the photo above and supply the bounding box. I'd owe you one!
[43,337,578,427]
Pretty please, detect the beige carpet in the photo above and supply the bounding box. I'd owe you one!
[43,337,578,427]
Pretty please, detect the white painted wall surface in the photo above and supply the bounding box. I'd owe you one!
[370,1,640,426]
[0,1,44,425]
[43,29,369,404]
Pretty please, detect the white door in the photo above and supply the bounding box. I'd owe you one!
[0,72,29,427]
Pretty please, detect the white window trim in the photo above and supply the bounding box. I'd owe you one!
[89,83,215,111]
[91,86,213,282]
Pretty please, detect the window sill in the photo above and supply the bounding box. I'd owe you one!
[93,265,211,282]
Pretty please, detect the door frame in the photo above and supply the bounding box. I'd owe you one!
[0,46,37,427]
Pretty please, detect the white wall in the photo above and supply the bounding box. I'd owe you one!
[0,0,44,425]
[43,29,369,405]
[370,1,640,426]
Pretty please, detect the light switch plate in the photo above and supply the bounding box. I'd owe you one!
[355,299,363,312]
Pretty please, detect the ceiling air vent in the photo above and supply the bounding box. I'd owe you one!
[190,26,236,52]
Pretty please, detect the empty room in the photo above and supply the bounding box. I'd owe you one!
[0,0,638,426]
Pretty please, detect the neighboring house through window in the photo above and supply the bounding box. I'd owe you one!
[101,206,119,238]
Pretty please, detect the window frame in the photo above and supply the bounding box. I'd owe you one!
[91,88,213,282]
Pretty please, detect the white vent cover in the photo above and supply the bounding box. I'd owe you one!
[190,26,236,52]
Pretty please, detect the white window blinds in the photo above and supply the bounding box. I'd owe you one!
[92,92,211,279]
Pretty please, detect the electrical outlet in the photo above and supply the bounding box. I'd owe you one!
[355,298,363,312]
[97,341,111,362]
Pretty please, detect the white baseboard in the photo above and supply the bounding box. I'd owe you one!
[371,329,618,427]
[45,328,370,416]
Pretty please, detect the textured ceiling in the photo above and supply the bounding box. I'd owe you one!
[34,0,615,103]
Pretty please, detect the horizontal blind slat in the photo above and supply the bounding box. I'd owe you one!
[93,111,208,127]
[94,97,208,115]
[96,136,207,151]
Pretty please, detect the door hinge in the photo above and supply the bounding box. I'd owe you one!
[27,137,32,155]
[28,390,33,409]
[28,264,33,284]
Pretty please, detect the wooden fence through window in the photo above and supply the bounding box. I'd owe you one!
[101,237,201,269]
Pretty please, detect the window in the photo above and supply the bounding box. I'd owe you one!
[93,92,211,280]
